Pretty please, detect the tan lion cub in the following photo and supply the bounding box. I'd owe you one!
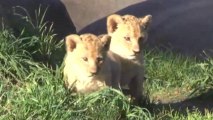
[107,14,152,103]
[63,33,120,94]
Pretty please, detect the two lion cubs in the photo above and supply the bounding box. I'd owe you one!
[63,14,152,103]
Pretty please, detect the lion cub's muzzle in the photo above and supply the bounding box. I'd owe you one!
[128,50,141,60]
[88,64,100,77]
[133,50,140,56]
[132,43,140,54]
[128,44,140,60]
[88,57,104,76]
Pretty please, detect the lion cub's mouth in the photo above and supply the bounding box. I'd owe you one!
[88,73,98,77]
[88,74,95,77]
[127,55,137,60]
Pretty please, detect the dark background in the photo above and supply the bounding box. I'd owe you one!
[0,0,213,57]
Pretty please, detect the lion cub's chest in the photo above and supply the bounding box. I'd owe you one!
[75,77,106,93]
[119,56,144,86]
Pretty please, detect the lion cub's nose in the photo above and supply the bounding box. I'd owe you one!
[89,66,98,75]
[132,44,140,54]
[133,49,140,55]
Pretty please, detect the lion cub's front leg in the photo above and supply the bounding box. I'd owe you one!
[129,72,145,105]
[63,70,77,91]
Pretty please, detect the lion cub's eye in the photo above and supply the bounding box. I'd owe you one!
[124,36,131,42]
[82,57,88,62]
[97,57,103,63]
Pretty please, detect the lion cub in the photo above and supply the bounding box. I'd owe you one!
[107,14,152,103]
[63,33,120,94]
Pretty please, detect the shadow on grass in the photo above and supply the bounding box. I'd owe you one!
[151,89,213,115]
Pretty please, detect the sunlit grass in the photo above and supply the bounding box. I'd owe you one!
[144,49,213,103]
[0,6,213,120]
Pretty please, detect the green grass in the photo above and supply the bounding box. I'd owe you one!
[145,49,213,104]
[0,27,212,120]
[0,6,213,120]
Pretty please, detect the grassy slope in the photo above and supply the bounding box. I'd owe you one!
[0,28,212,120]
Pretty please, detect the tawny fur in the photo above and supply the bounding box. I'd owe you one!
[63,33,120,94]
[107,14,152,103]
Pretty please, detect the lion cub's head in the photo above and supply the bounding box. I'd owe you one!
[65,33,111,77]
[107,14,152,59]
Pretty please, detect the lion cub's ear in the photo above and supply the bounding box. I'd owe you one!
[65,34,81,52]
[139,15,152,30]
[107,14,123,34]
[99,34,111,50]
